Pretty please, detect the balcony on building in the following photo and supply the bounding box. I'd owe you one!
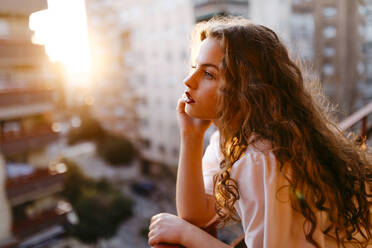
[0,86,56,120]
[6,162,66,206]
[0,123,58,156]
[193,0,249,22]
[0,0,47,15]
[3,162,71,247]
[0,39,47,66]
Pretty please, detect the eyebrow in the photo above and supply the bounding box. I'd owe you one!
[199,63,219,70]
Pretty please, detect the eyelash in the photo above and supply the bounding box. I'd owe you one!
[191,65,215,79]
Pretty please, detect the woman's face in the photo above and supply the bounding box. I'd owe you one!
[183,37,224,120]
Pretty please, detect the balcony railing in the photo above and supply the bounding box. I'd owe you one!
[0,125,59,156]
[0,87,55,120]
[6,166,65,206]
[0,39,47,66]
[12,207,69,239]
[339,101,372,140]
[161,101,372,248]
[0,87,54,107]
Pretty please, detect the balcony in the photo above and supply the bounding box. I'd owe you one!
[6,164,66,206]
[0,39,47,66]
[0,125,59,156]
[0,0,47,15]
[12,207,69,241]
[0,87,55,120]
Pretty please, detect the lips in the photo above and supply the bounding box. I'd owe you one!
[185,91,195,103]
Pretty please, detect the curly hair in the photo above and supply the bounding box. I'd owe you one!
[191,16,372,248]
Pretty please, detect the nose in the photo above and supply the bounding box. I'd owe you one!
[183,71,198,90]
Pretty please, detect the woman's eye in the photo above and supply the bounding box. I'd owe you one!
[204,70,214,79]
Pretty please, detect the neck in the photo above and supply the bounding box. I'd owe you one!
[212,115,241,135]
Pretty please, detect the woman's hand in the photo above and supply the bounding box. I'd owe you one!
[148,213,191,247]
[176,94,212,137]
[148,213,232,248]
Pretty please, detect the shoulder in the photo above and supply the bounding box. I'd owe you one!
[230,137,279,190]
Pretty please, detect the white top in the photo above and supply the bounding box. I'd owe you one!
[202,131,338,248]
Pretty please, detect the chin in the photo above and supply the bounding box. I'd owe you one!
[185,105,203,118]
[185,105,213,120]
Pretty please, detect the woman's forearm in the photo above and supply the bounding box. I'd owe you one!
[182,222,232,248]
[176,133,210,226]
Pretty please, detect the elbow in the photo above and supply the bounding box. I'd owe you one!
[178,213,210,227]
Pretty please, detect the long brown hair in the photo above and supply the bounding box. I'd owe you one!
[191,16,372,248]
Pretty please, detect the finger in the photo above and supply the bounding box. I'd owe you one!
[176,96,186,113]
[149,219,159,231]
[148,232,160,246]
[150,214,161,225]
[148,228,156,239]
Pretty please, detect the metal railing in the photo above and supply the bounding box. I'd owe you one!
[339,101,372,140]
[0,125,59,155]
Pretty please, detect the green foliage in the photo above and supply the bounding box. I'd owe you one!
[67,114,105,145]
[97,135,137,166]
[66,109,138,166]
[60,158,134,244]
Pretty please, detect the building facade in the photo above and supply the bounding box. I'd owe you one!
[85,0,194,166]
[193,0,249,22]
[363,0,372,102]
[0,1,70,247]
[249,0,292,43]
[290,0,366,115]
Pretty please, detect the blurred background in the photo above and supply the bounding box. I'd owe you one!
[0,0,371,247]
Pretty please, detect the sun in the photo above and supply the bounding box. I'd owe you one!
[29,0,91,74]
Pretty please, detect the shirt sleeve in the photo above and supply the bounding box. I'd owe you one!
[201,131,221,196]
[231,149,326,248]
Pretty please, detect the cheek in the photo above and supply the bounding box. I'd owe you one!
[199,87,219,116]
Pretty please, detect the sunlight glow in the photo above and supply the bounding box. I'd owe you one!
[29,0,91,74]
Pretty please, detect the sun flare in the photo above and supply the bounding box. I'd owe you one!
[29,0,91,74]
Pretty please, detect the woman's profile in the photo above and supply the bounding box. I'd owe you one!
[148,16,372,248]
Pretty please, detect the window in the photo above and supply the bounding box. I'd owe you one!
[322,63,335,76]
[158,144,166,155]
[323,7,337,18]
[0,19,9,37]
[137,74,146,85]
[290,13,314,60]
[367,63,372,78]
[115,107,125,117]
[359,25,366,36]
[140,118,149,128]
[323,46,335,57]
[323,26,337,39]
[357,62,365,74]
[140,138,151,148]
[358,5,367,16]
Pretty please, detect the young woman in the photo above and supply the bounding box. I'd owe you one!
[147,17,372,248]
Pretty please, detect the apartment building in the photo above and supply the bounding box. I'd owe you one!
[289,0,366,115]
[364,0,372,101]
[249,0,292,43]
[0,1,71,247]
[85,0,194,167]
[193,0,249,22]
